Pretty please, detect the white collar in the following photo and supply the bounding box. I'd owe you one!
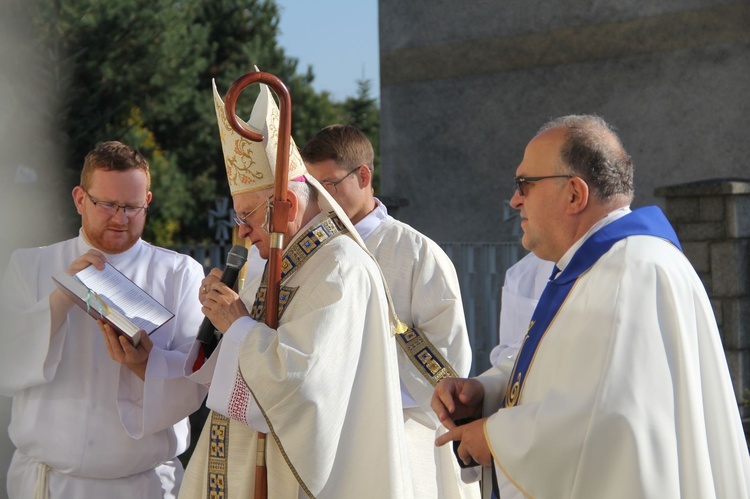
[354,198,388,241]
[556,206,631,274]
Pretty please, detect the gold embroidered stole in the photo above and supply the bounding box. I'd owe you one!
[207,412,230,497]
[395,326,458,386]
[207,213,347,499]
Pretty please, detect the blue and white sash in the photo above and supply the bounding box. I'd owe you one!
[503,206,681,407]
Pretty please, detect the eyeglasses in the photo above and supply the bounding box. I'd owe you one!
[233,195,273,230]
[514,175,574,197]
[85,191,148,217]
[319,166,362,195]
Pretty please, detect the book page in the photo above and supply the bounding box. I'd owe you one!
[75,263,174,334]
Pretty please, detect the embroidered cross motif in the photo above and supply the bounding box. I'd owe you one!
[250,213,347,323]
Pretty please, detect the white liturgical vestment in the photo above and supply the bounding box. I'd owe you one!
[479,208,750,498]
[489,252,554,371]
[181,212,413,499]
[0,234,207,498]
[357,199,478,499]
[486,252,554,499]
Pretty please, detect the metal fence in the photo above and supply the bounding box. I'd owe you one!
[171,244,234,275]
[172,241,525,377]
[439,242,525,375]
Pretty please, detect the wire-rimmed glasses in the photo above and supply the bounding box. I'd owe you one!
[319,166,362,195]
[85,191,148,217]
[233,195,273,232]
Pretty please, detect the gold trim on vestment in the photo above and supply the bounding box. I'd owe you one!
[504,280,579,408]
[396,326,459,385]
[207,412,230,498]
[241,376,316,499]
[208,213,347,499]
[249,213,346,323]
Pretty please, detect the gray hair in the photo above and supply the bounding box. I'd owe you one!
[290,179,315,206]
[539,115,634,201]
[257,179,316,209]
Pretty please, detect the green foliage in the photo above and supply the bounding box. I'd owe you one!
[17,0,370,245]
[118,107,196,246]
[343,79,381,193]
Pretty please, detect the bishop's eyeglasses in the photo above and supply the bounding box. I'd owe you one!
[85,191,148,217]
[233,195,273,231]
[514,175,574,197]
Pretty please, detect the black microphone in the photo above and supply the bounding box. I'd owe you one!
[196,244,249,356]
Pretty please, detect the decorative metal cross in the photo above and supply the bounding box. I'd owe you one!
[208,196,235,245]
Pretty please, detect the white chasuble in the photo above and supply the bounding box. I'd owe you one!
[489,252,554,371]
[181,213,413,499]
[481,233,750,498]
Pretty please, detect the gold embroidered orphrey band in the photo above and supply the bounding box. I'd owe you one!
[396,326,459,386]
[207,413,230,498]
[208,213,347,499]
[249,213,348,322]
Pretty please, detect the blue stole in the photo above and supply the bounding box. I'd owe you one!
[502,206,681,408]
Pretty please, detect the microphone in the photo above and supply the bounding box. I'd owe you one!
[196,244,249,357]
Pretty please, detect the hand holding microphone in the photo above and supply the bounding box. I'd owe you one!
[197,245,249,356]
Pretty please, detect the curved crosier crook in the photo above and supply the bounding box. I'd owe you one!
[224,70,295,499]
[224,70,292,331]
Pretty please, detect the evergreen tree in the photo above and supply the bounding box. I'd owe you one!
[20,0,350,245]
[344,79,381,192]
[30,0,210,244]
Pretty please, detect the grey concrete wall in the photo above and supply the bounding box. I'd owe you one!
[378,1,750,243]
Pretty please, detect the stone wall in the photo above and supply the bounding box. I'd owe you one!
[655,178,750,417]
[378,1,750,243]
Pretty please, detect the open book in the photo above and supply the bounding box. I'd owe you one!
[52,263,174,346]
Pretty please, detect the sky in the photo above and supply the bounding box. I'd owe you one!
[275,0,380,102]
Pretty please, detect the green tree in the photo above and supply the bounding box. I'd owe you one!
[30,0,209,243]
[195,0,344,215]
[22,0,347,245]
[343,79,381,192]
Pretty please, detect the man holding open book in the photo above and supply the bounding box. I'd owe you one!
[0,141,208,498]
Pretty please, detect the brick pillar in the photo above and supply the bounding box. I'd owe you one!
[655,179,750,421]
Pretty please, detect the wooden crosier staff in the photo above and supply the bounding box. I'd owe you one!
[224,71,293,499]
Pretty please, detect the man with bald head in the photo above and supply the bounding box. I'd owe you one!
[432,115,750,498]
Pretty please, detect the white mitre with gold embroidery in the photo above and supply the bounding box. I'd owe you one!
[212,75,408,334]
[212,78,306,195]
